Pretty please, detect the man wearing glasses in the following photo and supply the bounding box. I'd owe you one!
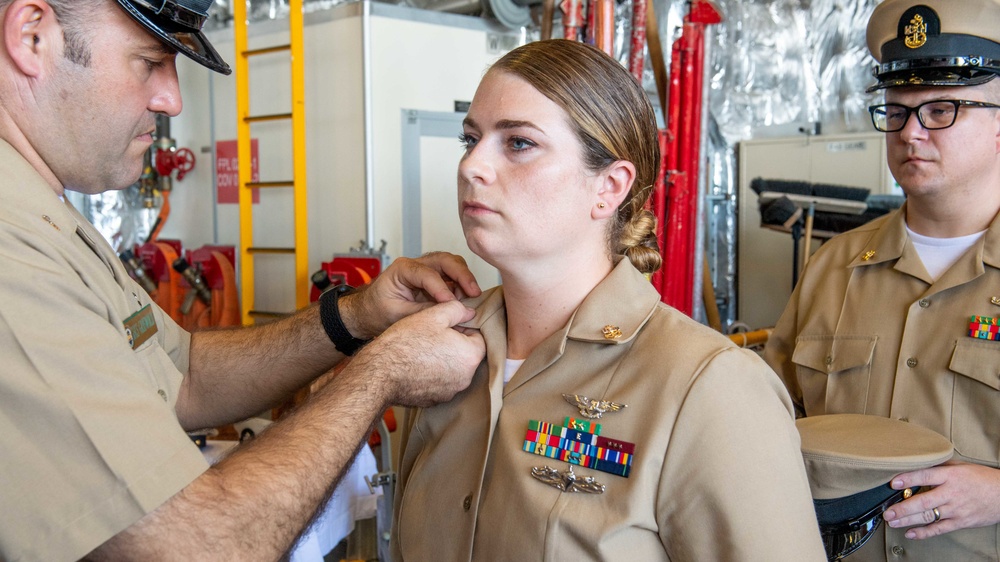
[764,0,1000,559]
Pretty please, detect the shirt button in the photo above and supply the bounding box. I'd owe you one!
[891,545,904,556]
[824,355,833,366]
[463,495,472,511]
[918,299,930,308]
[906,357,918,368]
[157,389,168,401]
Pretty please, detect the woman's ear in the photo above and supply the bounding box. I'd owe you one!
[4,0,58,78]
[593,160,636,219]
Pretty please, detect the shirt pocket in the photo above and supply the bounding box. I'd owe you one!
[791,335,877,415]
[133,339,183,406]
[949,339,1000,465]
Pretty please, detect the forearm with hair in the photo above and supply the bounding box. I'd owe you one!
[178,304,344,430]
[86,363,389,561]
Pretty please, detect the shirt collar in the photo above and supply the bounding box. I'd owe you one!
[0,138,79,242]
[848,205,908,269]
[459,258,662,395]
[460,258,661,345]
[848,202,1000,281]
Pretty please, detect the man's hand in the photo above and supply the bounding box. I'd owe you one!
[346,299,485,408]
[341,252,482,340]
[883,462,1000,539]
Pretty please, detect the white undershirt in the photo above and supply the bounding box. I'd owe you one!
[504,358,525,384]
[906,225,985,281]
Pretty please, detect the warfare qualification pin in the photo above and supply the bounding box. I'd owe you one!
[562,393,627,419]
[530,465,605,494]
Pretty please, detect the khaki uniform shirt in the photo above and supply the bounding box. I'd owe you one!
[392,260,825,561]
[0,141,208,562]
[765,204,1000,561]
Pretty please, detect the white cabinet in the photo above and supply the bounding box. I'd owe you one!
[736,133,894,329]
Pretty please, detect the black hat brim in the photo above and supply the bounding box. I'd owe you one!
[868,64,999,92]
[815,483,914,560]
[116,0,231,75]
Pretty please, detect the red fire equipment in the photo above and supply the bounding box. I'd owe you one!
[658,0,721,316]
[629,0,648,82]
[154,147,196,181]
[132,240,240,330]
[561,0,586,42]
[181,245,241,329]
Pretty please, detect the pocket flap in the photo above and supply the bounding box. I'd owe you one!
[792,335,877,373]
[950,339,1000,391]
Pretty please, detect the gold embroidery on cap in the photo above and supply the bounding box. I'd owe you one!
[861,250,876,261]
[905,14,927,49]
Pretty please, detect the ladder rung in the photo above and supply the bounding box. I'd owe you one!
[248,247,296,255]
[245,113,293,123]
[248,310,292,319]
[243,44,291,57]
[247,180,294,188]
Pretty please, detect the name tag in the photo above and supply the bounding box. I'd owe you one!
[124,304,158,349]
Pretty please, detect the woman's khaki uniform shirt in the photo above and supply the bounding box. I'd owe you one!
[765,204,1000,561]
[392,259,826,561]
[0,141,208,562]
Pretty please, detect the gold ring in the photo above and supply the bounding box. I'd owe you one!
[932,507,941,523]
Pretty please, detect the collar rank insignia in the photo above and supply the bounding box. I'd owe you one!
[602,325,623,339]
[969,315,1000,341]
[562,393,627,419]
[523,419,635,478]
[530,465,605,494]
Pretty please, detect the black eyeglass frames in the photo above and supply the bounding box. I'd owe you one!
[868,99,1000,133]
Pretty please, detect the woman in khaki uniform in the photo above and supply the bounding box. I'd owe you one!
[391,39,826,561]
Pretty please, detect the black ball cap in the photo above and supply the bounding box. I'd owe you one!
[115,0,231,75]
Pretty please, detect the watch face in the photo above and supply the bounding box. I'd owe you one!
[320,283,353,298]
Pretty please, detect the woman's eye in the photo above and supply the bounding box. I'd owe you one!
[510,137,535,151]
[458,133,478,150]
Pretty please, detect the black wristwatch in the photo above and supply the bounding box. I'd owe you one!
[319,284,370,356]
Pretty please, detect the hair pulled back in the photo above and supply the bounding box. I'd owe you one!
[488,39,662,273]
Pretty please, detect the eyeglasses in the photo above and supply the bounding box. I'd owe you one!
[868,99,1000,133]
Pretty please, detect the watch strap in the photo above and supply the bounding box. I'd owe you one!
[319,285,370,356]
